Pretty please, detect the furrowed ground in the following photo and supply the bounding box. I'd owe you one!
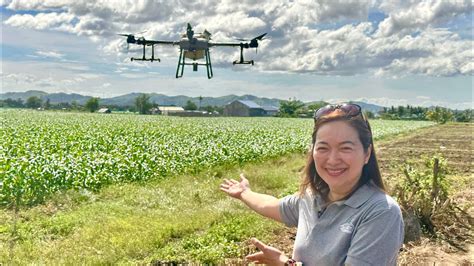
[0,110,471,264]
[380,123,473,265]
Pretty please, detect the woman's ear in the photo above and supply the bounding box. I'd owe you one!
[364,144,372,164]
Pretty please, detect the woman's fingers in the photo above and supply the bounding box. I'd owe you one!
[223,178,239,185]
[251,237,267,251]
[245,251,264,261]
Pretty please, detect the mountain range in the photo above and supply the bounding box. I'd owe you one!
[0,90,385,113]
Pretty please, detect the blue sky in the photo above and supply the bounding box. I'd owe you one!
[1,0,472,109]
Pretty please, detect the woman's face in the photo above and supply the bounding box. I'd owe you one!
[313,120,371,199]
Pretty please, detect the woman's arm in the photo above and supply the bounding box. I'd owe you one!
[220,173,282,222]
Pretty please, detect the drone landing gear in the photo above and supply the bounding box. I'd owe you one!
[131,44,160,62]
[233,45,254,65]
[176,48,213,79]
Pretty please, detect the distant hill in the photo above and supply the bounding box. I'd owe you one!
[1,90,48,100]
[1,90,283,107]
[0,90,92,104]
[1,90,385,111]
[351,101,385,114]
[304,100,384,114]
[100,93,283,107]
[43,93,92,105]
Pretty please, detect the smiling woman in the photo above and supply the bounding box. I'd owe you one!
[220,103,404,266]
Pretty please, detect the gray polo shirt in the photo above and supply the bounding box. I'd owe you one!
[279,183,404,266]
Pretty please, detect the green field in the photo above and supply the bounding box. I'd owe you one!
[0,110,438,264]
[1,110,434,206]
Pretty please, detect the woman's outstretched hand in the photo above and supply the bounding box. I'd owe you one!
[219,173,250,199]
[246,238,289,266]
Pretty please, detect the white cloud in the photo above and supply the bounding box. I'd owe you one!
[77,73,101,79]
[4,73,37,84]
[6,0,68,10]
[2,0,472,78]
[35,50,64,59]
[4,12,75,30]
[373,28,473,77]
[416,96,431,100]
[376,0,473,37]
[0,0,12,6]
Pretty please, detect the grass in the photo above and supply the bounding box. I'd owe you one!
[0,121,461,264]
[0,152,306,264]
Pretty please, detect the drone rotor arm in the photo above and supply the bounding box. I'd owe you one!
[209,42,242,47]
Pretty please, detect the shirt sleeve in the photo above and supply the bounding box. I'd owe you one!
[279,194,300,227]
[345,199,404,266]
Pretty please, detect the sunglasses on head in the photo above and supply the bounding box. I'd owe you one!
[314,103,363,120]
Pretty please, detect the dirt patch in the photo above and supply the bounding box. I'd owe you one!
[398,239,473,265]
[376,123,473,180]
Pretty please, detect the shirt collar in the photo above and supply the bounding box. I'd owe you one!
[343,183,378,208]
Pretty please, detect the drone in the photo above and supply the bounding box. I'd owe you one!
[119,23,267,79]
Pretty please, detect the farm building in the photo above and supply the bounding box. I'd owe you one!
[97,108,111,114]
[152,106,185,115]
[223,100,278,117]
[261,106,279,116]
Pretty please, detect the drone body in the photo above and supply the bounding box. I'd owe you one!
[120,23,266,79]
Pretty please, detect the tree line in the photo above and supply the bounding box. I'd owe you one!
[1,95,472,123]
[0,95,223,115]
[276,98,472,123]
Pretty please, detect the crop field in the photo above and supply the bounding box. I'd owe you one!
[0,109,435,206]
[6,109,474,265]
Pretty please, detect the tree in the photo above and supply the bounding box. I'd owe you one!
[306,102,328,117]
[3,98,24,108]
[364,110,375,119]
[85,97,100,112]
[26,96,42,109]
[278,98,305,117]
[71,100,79,110]
[135,94,152,114]
[184,100,197,111]
[454,109,473,122]
[198,95,203,110]
[425,107,453,124]
[43,98,51,110]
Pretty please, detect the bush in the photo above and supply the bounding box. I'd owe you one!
[394,155,473,248]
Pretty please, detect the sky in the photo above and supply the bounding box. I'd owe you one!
[0,0,472,109]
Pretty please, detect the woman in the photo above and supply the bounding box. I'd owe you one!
[220,103,404,266]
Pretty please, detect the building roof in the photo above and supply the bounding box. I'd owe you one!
[98,108,111,113]
[236,100,261,108]
[261,106,279,111]
[159,106,184,111]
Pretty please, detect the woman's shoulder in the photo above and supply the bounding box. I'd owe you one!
[363,184,402,215]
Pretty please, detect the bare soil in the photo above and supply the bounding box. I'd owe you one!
[264,123,474,265]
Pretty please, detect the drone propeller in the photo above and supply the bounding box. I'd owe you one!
[118,34,134,50]
[249,33,267,54]
[253,33,267,40]
[118,33,137,45]
[236,32,267,42]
